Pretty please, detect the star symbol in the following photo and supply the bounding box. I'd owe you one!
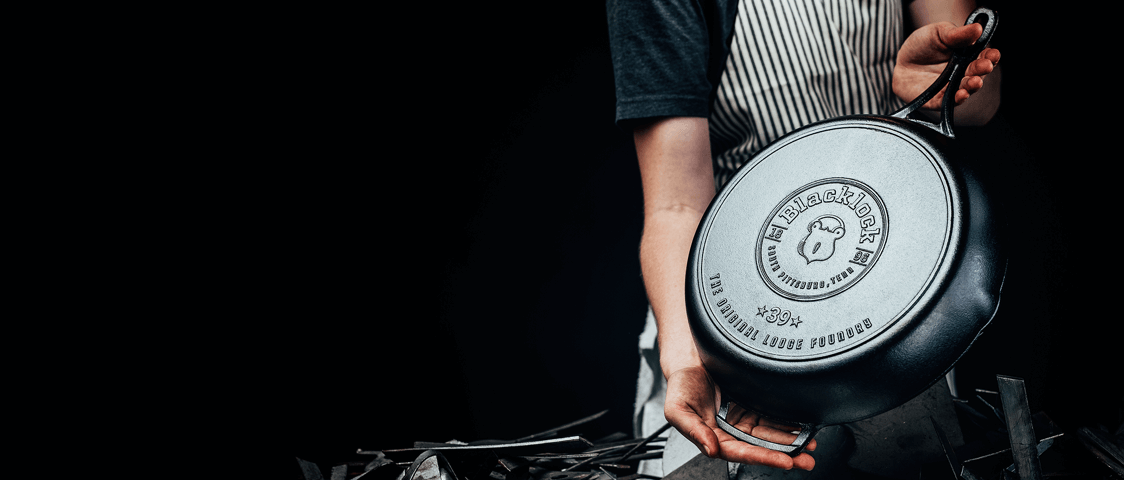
[789,316,802,328]
[757,305,768,317]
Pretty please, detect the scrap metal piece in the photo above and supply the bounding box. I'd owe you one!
[522,453,602,461]
[561,446,629,472]
[1004,434,1063,473]
[962,449,1009,464]
[661,451,728,480]
[352,458,402,480]
[584,437,665,454]
[411,455,443,480]
[415,441,469,449]
[996,375,1043,480]
[955,398,1000,432]
[618,423,670,463]
[297,457,325,480]
[513,410,609,443]
[1077,427,1124,477]
[537,471,594,479]
[930,415,962,479]
[594,433,629,445]
[975,394,1005,425]
[593,452,664,464]
[559,429,668,473]
[330,464,347,480]
[366,436,596,462]
[403,450,457,480]
[963,433,1063,467]
[960,465,984,480]
[499,457,527,472]
[363,451,394,472]
[517,466,589,479]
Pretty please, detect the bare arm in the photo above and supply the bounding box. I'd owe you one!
[634,117,817,470]
[635,116,715,379]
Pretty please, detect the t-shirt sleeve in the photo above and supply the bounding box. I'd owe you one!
[607,0,713,129]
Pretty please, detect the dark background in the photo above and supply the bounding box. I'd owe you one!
[275,1,1117,474]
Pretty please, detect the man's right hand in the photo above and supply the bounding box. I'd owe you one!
[664,365,818,471]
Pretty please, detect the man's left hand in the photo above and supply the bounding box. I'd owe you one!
[893,21,1001,110]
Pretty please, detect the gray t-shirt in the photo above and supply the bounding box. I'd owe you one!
[608,0,906,186]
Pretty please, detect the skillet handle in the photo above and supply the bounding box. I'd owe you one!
[715,402,819,456]
[890,7,998,139]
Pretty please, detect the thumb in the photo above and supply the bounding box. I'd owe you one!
[940,22,983,49]
[683,419,720,457]
[667,403,721,457]
[667,404,720,457]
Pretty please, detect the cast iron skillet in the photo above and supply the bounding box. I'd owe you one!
[684,8,1003,454]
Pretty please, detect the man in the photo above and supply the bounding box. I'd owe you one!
[608,0,1001,472]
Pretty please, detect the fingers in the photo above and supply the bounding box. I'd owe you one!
[715,437,801,470]
[954,77,980,104]
[672,411,720,457]
[954,48,999,105]
[722,403,758,424]
[723,403,818,452]
[965,48,999,83]
[736,423,819,452]
[966,53,997,77]
[980,47,1001,66]
[670,407,819,470]
[713,434,818,471]
[792,452,817,471]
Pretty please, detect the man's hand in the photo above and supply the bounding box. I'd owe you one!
[637,117,816,471]
[664,366,817,470]
[893,21,1001,110]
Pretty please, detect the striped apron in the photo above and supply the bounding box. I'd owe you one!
[709,0,904,187]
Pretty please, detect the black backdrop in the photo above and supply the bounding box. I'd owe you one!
[275,1,1117,474]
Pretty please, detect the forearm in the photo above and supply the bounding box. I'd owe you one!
[641,206,709,378]
[634,117,716,380]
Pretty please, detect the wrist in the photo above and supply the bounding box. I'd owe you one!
[659,338,704,380]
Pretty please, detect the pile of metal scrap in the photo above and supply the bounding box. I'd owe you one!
[923,375,1123,480]
[295,410,668,480]
[294,375,1121,480]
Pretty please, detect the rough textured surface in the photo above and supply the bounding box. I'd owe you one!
[733,425,855,480]
[663,424,856,480]
[847,377,963,479]
[662,449,730,480]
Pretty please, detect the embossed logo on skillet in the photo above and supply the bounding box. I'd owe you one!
[757,178,888,301]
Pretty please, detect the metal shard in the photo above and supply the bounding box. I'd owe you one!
[996,375,1043,480]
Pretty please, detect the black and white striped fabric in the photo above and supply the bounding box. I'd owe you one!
[710,0,905,187]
